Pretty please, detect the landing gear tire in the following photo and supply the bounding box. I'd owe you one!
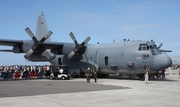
[138,74,145,80]
[50,76,53,80]
[61,76,65,80]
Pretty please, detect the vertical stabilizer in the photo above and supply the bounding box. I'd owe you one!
[35,12,51,42]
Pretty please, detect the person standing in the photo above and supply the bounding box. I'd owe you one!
[93,66,98,83]
[85,67,92,83]
[145,68,150,84]
[179,67,180,78]
[161,69,166,79]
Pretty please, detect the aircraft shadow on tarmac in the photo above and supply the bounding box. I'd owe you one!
[0,79,130,98]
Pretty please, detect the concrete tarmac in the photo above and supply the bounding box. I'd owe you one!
[0,69,180,107]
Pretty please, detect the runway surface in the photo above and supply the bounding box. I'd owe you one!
[0,69,179,107]
[0,79,126,98]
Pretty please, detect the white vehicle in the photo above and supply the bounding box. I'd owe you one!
[49,65,70,80]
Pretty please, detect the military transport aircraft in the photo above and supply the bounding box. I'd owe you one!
[0,13,172,79]
[169,55,180,67]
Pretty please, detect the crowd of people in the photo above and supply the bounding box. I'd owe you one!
[0,65,51,80]
[1,64,179,82]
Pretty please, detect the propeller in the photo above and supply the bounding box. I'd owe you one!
[157,43,172,52]
[67,32,91,59]
[157,43,163,49]
[24,27,53,58]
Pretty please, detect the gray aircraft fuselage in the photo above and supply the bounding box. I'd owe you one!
[60,40,172,75]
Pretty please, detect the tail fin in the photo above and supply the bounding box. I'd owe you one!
[35,12,51,42]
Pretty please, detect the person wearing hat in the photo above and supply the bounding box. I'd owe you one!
[85,67,92,83]
[93,66,98,83]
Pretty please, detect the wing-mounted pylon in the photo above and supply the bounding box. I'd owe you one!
[67,32,91,59]
[24,27,53,59]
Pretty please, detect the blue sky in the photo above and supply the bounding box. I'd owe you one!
[0,0,180,65]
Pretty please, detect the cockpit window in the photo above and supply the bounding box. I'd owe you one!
[154,45,157,49]
[149,45,157,49]
[138,43,158,51]
[138,44,149,51]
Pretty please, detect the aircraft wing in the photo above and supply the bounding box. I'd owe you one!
[0,49,14,52]
[0,39,23,46]
[0,39,67,49]
[41,42,66,49]
[0,39,23,52]
[0,39,70,53]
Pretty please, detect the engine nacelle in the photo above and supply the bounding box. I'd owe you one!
[49,55,64,65]
[13,45,23,53]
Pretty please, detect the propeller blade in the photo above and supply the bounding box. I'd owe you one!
[25,27,38,43]
[81,36,91,46]
[160,50,172,52]
[158,43,163,49]
[68,51,75,59]
[40,31,53,43]
[43,50,55,60]
[69,32,78,46]
[24,49,34,58]
[82,54,88,62]
[68,33,91,60]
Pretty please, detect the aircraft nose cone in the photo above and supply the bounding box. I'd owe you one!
[153,54,172,71]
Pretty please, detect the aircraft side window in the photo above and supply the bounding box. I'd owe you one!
[139,44,142,50]
[105,56,108,66]
[147,46,150,50]
[150,45,154,49]
[151,50,155,55]
[138,47,142,51]
[143,47,146,50]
